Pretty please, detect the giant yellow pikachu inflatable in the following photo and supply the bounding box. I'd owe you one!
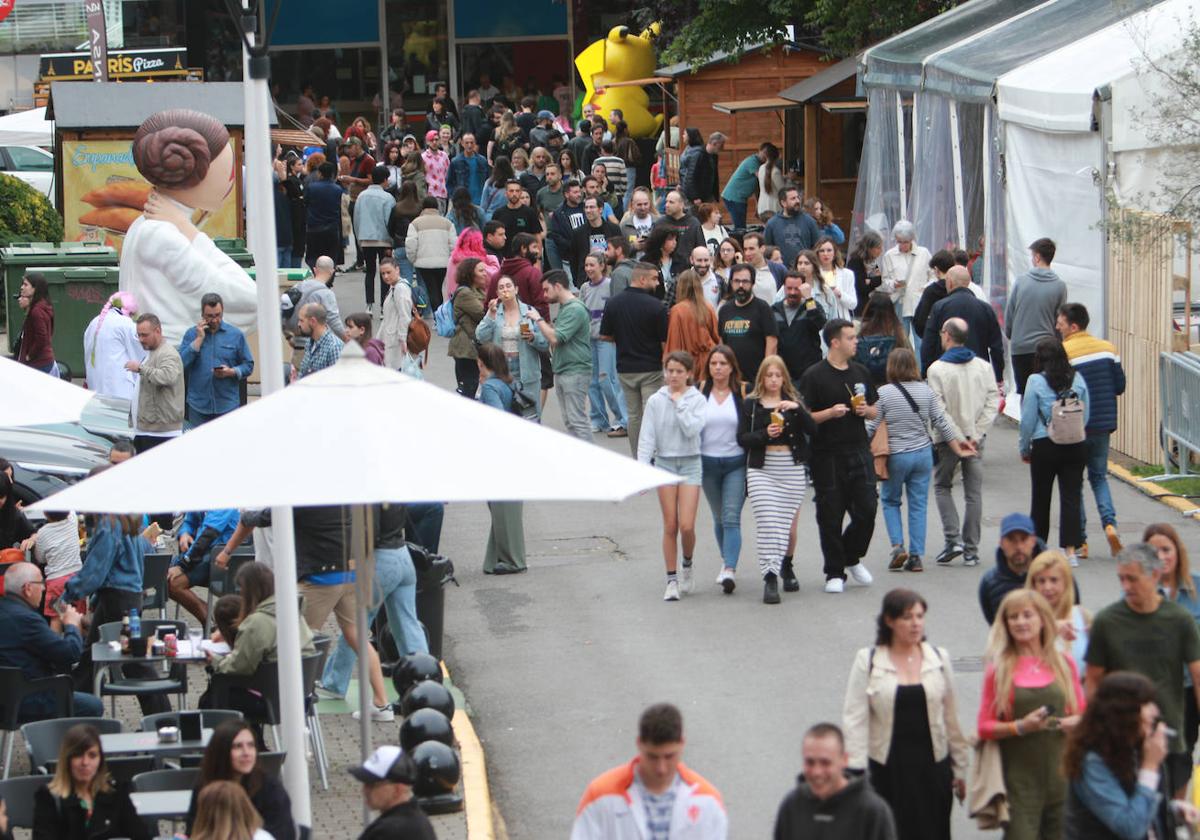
[575,24,665,139]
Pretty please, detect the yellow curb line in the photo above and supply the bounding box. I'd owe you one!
[442,661,498,840]
[1109,462,1200,519]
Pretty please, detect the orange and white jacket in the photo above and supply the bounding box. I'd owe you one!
[570,759,727,840]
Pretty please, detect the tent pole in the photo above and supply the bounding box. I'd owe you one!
[895,91,907,218]
[948,99,967,250]
[352,504,374,827]
[239,1,311,829]
[982,105,993,298]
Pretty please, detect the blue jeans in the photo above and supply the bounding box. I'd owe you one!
[1081,433,1117,538]
[394,246,415,282]
[589,339,628,431]
[276,247,295,269]
[545,237,564,271]
[321,546,428,696]
[701,454,747,569]
[725,199,747,230]
[881,446,933,557]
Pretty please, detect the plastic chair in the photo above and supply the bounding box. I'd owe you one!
[0,666,73,778]
[132,767,199,792]
[200,550,255,635]
[0,774,49,828]
[21,717,123,774]
[97,619,190,715]
[139,709,242,733]
[141,553,173,619]
[258,750,286,777]
[106,754,156,788]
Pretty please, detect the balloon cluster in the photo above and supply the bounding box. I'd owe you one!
[392,653,463,813]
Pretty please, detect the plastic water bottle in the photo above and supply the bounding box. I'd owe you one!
[129,608,141,639]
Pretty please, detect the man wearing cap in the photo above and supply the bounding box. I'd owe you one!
[350,745,436,840]
[531,111,557,149]
[421,130,451,214]
[978,513,1047,624]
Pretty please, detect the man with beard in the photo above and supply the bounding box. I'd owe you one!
[295,302,343,379]
[490,180,544,256]
[653,189,703,256]
[717,263,777,382]
[607,236,638,296]
[569,196,620,284]
[978,513,1046,624]
[549,180,586,282]
[773,271,826,388]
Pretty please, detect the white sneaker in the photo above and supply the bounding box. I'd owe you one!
[352,704,395,722]
[1067,553,1080,568]
[847,563,873,586]
[663,579,680,601]
[679,564,694,594]
[824,578,845,594]
[716,567,736,594]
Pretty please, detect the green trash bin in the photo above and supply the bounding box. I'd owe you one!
[5,265,121,377]
[212,238,255,269]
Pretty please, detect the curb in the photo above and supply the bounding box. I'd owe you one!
[442,662,501,840]
[1109,462,1200,519]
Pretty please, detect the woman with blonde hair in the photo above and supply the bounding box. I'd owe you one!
[1026,550,1089,673]
[1144,522,1200,755]
[665,269,720,381]
[488,110,524,164]
[977,589,1086,840]
[190,780,272,840]
[812,235,857,321]
[32,723,148,839]
[737,355,817,603]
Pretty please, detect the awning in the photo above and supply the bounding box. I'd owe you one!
[996,0,1196,132]
[922,0,1164,103]
[861,0,1044,92]
[711,96,795,114]
[778,54,860,103]
[272,128,321,147]
[594,76,673,91]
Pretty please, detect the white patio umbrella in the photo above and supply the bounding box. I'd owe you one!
[0,355,94,426]
[30,342,677,825]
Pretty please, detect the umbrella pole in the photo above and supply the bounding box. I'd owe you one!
[238,1,311,828]
[352,504,374,827]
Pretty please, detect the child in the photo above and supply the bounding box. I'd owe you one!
[35,511,84,631]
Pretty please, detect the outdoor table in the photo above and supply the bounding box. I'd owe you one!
[90,640,208,697]
[99,728,211,759]
[130,790,193,820]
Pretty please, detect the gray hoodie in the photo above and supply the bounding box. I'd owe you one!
[636,385,707,462]
[1004,267,1066,354]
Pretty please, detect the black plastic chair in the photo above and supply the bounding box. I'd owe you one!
[132,766,199,792]
[0,774,49,828]
[142,553,173,619]
[0,666,73,779]
[21,717,124,774]
[106,754,156,788]
[200,550,255,635]
[97,619,190,715]
[258,750,286,777]
[139,709,242,733]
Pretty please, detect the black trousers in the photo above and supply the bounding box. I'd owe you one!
[811,447,878,580]
[362,246,390,306]
[305,228,340,268]
[455,356,479,399]
[1029,437,1087,549]
[80,588,171,715]
[1012,353,1035,395]
[418,267,445,313]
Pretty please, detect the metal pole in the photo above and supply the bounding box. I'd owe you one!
[352,504,374,827]
[948,99,967,250]
[895,91,907,220]
[239,1,311,829]
[377,0,390,130]
[982,105,993,298]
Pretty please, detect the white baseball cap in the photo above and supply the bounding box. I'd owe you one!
[347,745,417,784]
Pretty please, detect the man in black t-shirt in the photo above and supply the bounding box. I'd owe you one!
[489,180,544,257]
[799,319,879,593]
[717,263,778,382]
[600,262,668,455]
[570,196,621,284]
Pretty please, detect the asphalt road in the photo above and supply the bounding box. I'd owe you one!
[330,272,1200,839]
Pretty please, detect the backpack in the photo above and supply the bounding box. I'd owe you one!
[1042,389,1086,445]
[407,278,430,315]
[508,380,540,421]
[434,291,458,338]
[855,334,896,384]
[407,314,431,356]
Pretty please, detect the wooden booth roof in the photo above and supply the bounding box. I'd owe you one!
[47,82,277,129]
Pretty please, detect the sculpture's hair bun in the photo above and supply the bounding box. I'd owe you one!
[133,109,230,190]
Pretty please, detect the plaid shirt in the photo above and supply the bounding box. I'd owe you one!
[298,329,342,378]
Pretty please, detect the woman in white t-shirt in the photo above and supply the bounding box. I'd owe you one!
[699,346,747,594]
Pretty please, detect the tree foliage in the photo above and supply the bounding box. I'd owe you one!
[0,175,63,246]
[643,0,960,64]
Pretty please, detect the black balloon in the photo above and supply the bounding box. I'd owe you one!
[401,680,456,719]
[400,707,455,752]
[412,740,461,797]
[391,652,443,697]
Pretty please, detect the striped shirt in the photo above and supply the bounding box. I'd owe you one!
[634,774,678,840]
[867,380,958,454]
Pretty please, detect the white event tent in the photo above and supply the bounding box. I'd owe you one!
[0,106,52,147]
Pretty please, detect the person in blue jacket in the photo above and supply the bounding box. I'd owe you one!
[446,133,491,206]
[168,508,240,626]
[178,293,255,428]
[0,562,102,719]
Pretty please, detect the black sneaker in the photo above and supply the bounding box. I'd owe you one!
[935,544,963,565]
[888,545,908,572]
[904,555,924,572]
[781,557,800,592]
[763,573,781,604]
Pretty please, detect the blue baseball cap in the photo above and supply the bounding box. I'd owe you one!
[1000,513,1036,538]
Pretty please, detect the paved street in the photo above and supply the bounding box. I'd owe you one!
[329,271,1200,838]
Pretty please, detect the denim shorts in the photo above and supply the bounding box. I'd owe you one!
[655,455,703,486]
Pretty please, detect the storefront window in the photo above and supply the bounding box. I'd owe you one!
[0,0,183,55]
[386,0,448,110]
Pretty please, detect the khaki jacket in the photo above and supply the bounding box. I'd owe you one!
[843,642,970,780]
[927,355,1000,442]
[136,342,184,433]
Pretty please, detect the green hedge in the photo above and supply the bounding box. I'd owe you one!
[0,174,64,325]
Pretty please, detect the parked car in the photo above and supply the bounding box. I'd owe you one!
[0,145,54,205]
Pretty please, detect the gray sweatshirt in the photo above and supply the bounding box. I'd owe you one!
[637,385,707,462]
[1004,267,1066,354]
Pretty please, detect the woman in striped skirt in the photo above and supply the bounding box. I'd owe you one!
[737,355,817,604]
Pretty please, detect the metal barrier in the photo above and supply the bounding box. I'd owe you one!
[1144,353,1200,515]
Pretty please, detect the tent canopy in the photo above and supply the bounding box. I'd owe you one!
[860,0,1044,92]
[922,0,1164,103]
[997,0,1197,132]
[0,107,52,147]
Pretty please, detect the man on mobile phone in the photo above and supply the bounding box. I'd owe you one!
[178,293,254,428]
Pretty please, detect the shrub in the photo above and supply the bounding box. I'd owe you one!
[0,174,62,246]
